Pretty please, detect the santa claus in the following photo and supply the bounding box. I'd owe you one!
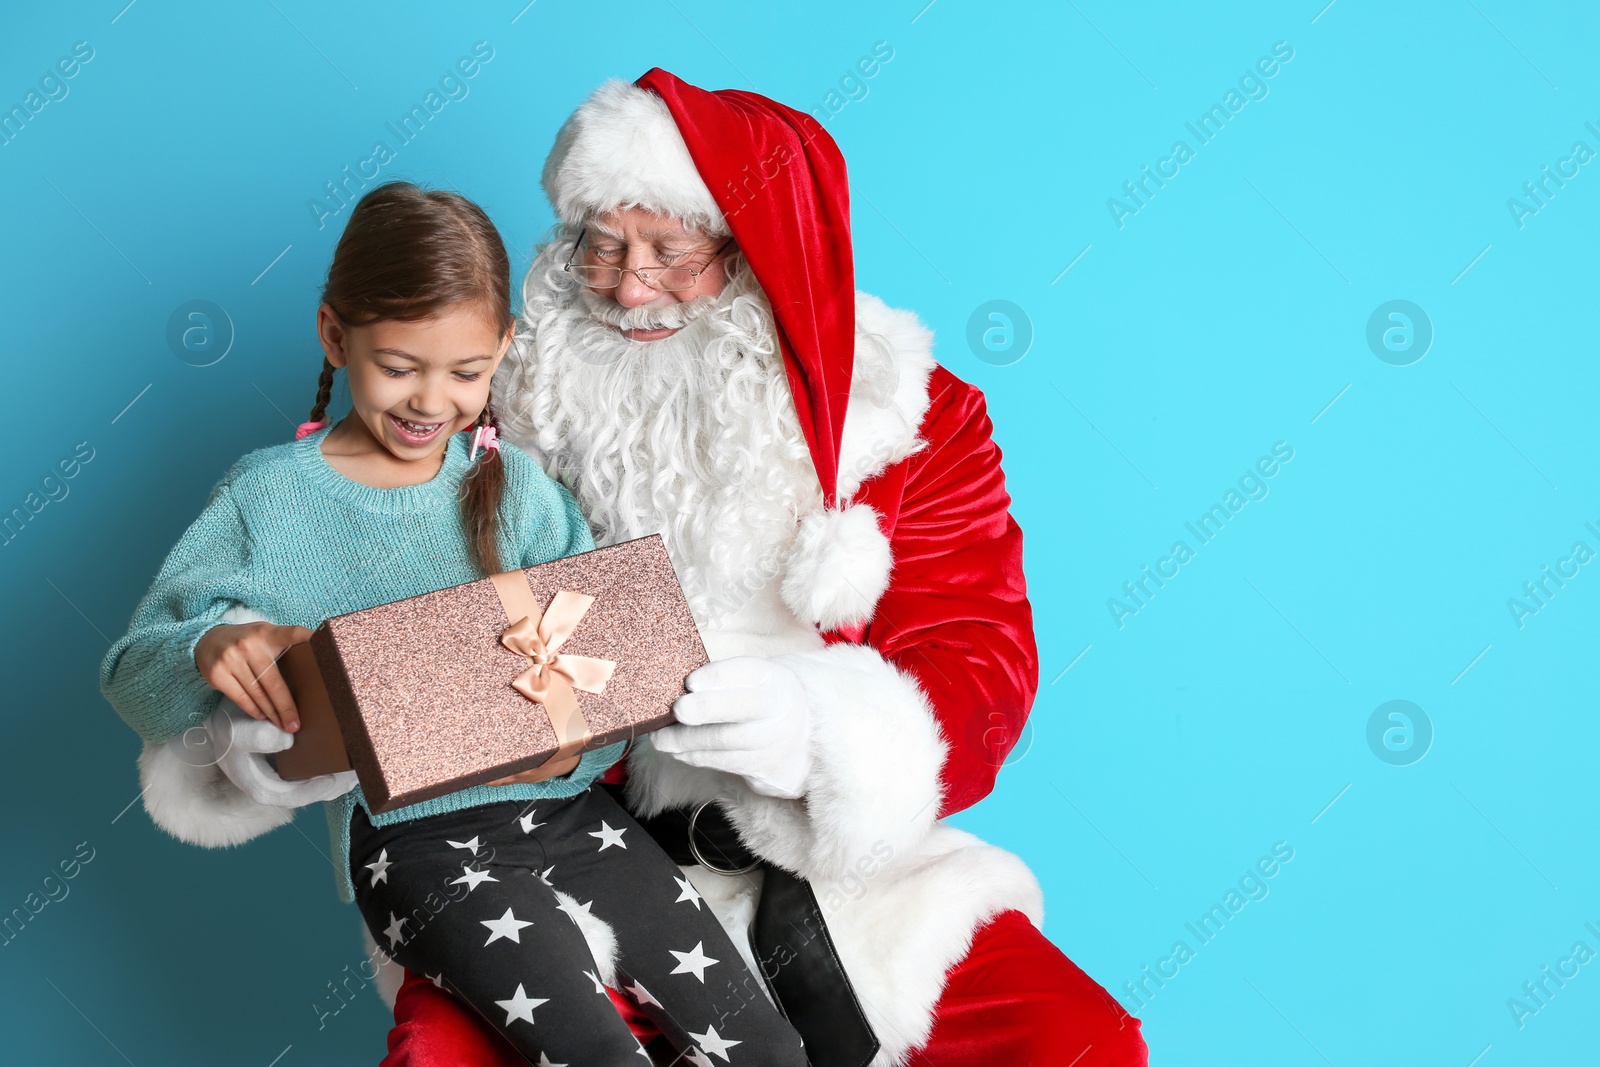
[136,70,1147,1065]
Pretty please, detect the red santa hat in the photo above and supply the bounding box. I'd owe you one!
[541,69,856,510]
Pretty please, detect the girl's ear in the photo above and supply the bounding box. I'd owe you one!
[317,304,350,369]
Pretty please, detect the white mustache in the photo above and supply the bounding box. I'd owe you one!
[579,289,721,333]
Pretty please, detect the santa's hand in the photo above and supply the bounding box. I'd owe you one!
[654,657,812,800]
[198,698,358,807]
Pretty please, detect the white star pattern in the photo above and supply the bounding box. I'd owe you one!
[451,866,499,893]
[481,907,534,946]
[426,972,444,988]
[588,821,627,851]
[364,849,392,887]
[494,983,548,1026]
[535,1054,568,1067]
[673,874,704,909]
[537,864,556,885]
[683,1048,714,1067]
[383,912,408,948]
[688,1025,743,1062]
[518,810,546,834]
[668,941,719,982]
[625,980,661,1008]
[447,836,482,855]
[582,968,604,994]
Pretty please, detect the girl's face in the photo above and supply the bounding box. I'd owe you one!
[318,302,512,466]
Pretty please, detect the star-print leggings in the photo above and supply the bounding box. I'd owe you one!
[348,786,808,1066]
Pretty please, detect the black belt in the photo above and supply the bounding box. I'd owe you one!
[604,784,880,1067]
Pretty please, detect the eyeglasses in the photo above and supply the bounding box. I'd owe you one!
[563,227,734,292]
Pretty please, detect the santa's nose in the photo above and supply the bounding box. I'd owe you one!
[613,270,660,308]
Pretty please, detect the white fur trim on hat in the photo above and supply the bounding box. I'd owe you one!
[781,503,893,631]
[542,79,726,233]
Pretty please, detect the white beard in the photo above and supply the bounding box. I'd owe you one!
[495,239,822,626]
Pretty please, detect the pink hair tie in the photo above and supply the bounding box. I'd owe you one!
[469,424,499,461]
[295,420,328,440]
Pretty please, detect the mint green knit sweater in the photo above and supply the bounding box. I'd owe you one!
[100,426,626,903]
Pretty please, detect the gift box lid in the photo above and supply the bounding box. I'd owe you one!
[297,534,705,812]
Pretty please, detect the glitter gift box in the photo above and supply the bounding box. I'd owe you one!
[274,534,706,813]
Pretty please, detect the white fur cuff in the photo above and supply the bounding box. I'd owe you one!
[772,642,946,882]
[138,741,294,848]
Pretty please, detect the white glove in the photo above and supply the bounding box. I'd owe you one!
[179,698,358,807]
[178,602,357,808]
[653,656,812,800]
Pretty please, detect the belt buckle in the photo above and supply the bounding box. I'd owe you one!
[686,800,760,875]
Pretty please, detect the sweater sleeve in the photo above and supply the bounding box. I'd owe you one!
[502,447,596,566]
[545,478,597,560]
[100,480,254,745]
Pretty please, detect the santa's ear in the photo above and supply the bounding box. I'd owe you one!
[781,503,892,631]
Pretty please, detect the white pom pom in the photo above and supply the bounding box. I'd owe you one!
[781,504,893,630]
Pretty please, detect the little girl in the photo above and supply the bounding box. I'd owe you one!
[100,181,805,1066]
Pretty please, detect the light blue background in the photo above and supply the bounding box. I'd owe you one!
[3,2,1596,1064]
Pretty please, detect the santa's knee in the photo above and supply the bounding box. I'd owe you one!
[1037,971,1149,1066]
[383,970,524,1067]
[985,995,1145,1067]
[1059,1008,1148,1067]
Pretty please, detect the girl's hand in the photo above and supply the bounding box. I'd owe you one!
[194,622,314,733]
[487,755,580,787]
[486,768,545,787]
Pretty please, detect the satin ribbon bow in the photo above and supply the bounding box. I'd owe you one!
[498,590,616,719]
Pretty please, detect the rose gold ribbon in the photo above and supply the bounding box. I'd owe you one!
[488,573,616,778]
